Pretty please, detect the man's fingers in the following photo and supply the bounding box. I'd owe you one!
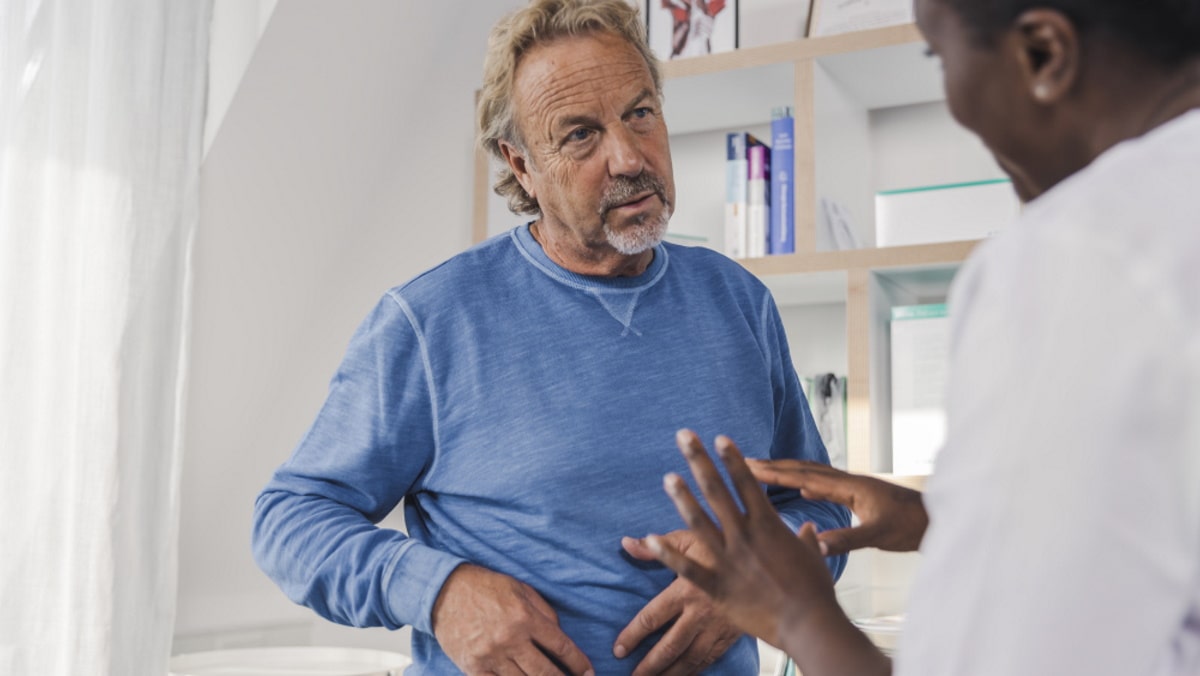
[613,570,684,660]
[508,658,537,676]
[519,580,565,629]
[506,649,561,676]
[658,635,725,676]
[629,610,704,676]
[530,622,593,676]
[620,535,657,561]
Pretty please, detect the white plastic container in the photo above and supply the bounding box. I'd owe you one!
[876,178,1018,247]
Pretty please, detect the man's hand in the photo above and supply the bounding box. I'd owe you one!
[432,563,594,676]
[616,530,743,675]
[745,459,928,555]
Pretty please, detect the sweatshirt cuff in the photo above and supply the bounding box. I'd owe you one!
[383,539,468,635]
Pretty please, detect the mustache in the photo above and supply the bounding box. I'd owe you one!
[598,173,669,215]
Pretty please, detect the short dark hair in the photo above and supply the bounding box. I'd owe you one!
[942,0,1200,66]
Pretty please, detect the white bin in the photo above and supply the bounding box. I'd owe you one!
[169,646,411,676]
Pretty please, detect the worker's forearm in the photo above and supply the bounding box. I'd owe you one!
[781,600,892,676]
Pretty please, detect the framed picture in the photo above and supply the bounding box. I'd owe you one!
[647,0,739,61]
[807,0,913,37]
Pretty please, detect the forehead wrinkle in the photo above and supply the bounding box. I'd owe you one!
[514,43,653,146]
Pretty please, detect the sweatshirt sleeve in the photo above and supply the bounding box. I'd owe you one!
[251,292,466,635]
[758,291,853,579]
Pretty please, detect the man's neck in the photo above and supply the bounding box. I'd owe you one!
[529,220,655,278]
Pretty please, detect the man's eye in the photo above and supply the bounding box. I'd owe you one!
[568,128,593,142]
[632,107,652,118]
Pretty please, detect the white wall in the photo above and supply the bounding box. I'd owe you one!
[870,100,1004,192]
[178,0,526,655]
[205,0,278,155]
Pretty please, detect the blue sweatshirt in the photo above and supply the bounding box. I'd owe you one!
[252,224,850,674]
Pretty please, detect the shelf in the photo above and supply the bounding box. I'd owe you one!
[660,24,924,79]
[816,40,943,110]
[661,24,934,136]
[737,239,980,277]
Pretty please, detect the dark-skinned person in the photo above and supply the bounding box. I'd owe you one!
[637,0,1200,674]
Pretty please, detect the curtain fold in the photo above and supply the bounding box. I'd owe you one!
[0,1,211,673]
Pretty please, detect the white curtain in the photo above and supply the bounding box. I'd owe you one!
[0,1,211,673]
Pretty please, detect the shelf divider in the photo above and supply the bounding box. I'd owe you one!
[794,59,817,255]
[847,268,872,473]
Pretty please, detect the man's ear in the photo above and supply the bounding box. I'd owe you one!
[499,140,535,201]
[1012,9,1080,104]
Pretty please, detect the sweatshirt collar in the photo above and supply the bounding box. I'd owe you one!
[510,222,669,292]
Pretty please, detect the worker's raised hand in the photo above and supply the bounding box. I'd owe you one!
[745,459,927,555]
[637,431,843,651]
[644,431,892,676]
[432,563,593,676]
[617,530,743,675]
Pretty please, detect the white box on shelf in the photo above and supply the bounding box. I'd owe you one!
[890,303,949,475]
[876,178,1018,247]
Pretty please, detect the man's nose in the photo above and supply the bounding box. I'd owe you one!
[606,126,645,178]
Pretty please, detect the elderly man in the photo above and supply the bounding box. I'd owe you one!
[644,0,1200,675]
[251,0,849,674]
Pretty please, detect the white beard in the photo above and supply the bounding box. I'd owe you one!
[604,209,671,255]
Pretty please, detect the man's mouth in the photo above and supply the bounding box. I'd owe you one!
[615,192,656,210]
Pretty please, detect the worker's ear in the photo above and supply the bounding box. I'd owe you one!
[1011,8,1080,105]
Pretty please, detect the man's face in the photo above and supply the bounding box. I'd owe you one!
[508,32,675,256]
[916,0,1045,199]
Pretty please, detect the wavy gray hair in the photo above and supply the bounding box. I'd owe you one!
[477,0,663,215]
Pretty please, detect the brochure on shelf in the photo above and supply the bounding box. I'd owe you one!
[817,196,863,250]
